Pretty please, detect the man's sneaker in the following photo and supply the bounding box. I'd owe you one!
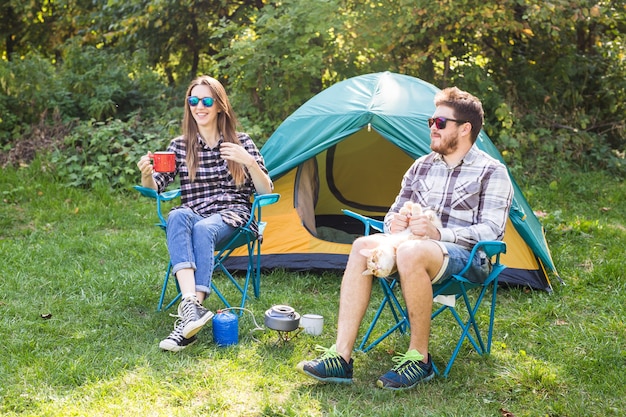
[179,296,214,338]
[376,350,435,390]
[296,345,353,384]
[159,318,198,352]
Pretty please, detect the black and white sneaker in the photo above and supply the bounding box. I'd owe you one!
[159,319,197,352]
[179,296,214,339]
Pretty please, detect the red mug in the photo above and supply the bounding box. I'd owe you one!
[150,151,176,173]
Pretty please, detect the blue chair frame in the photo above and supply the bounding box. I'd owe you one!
[135,185,280,312]
[343,209,507,377]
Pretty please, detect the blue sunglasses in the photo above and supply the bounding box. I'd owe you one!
[187,96,215,107]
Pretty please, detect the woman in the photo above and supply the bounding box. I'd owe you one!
[137,75,273,351]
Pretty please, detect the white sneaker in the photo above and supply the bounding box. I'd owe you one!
[159,318,198,352]
[178,296,214,339]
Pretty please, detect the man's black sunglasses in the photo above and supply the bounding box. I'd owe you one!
[427,117,469,129]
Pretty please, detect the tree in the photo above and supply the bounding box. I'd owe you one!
[0,0,100,61]
[328,0,624,168]
[0,0,624,174]
[215,0,345,136]
[96,0,266,84]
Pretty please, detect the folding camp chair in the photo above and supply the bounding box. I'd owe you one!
[135,185,280,312]
[342,209,507,377]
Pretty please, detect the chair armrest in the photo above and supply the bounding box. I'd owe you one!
[454,241,507,281]
[253,193,281,208]
[476,241,507,259]
[248,193,281,229]
[342,209,384,235]
[133,185,181,202]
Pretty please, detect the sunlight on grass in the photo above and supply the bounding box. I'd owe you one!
[494,346,563,391]
[1,164,625,417]
[21,355,327,417]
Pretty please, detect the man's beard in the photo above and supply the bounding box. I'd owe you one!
[431,134,458,155]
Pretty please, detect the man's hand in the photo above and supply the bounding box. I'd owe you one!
[408,215,441,240]
[389,212,410,234]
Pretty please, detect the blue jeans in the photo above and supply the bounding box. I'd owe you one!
[166,208,236,295]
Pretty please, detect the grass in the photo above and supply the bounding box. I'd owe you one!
[1,160,624,416]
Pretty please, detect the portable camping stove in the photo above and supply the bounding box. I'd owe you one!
[264,305,302,344]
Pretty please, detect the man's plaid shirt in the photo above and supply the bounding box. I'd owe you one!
[153,133,271,235]
[384,146,513,250]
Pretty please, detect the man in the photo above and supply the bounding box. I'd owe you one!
[296,87,513,390]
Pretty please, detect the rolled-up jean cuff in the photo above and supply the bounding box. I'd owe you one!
[196,284,211,294]
[171,262,211,295]
[172,261,196,276]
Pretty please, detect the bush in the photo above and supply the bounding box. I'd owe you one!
[0,53,60,145]
[449,63,625,179]
[51,112,181,189]
[56,40,170,121]
[0,40,172,146]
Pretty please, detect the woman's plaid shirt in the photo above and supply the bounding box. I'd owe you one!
[153,132,270,235]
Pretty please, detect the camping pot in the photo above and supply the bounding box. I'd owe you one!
[264,305,300,332]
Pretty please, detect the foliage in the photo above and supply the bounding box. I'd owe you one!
[50,112,181,189]
[96,0,266,83]
[215,0,345,136]
[0,52,60,144]
[338,0,625,175]
[0,0,625,185]
[0,41,171,146]
[483,1,626,174]
[0,0,100,61]
[1,163,625,416]
[56,41,170,121]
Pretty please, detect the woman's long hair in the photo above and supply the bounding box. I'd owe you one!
[182,75,246,185]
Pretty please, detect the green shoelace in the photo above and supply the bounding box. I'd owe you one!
[314,344,342,360]
[390,349,425,370]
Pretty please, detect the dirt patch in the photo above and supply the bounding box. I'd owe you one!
[1,111,74,168]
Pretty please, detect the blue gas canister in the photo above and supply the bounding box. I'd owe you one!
[212,309,239,346]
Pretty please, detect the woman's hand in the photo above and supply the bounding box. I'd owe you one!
[137,153,154,176]
[220,142,273,194]
[137,153,157,190]
[220,142,255,167]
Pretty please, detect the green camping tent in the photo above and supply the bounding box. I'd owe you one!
[229,71,558,291]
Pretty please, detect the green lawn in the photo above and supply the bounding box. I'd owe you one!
[1,162,624,416]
